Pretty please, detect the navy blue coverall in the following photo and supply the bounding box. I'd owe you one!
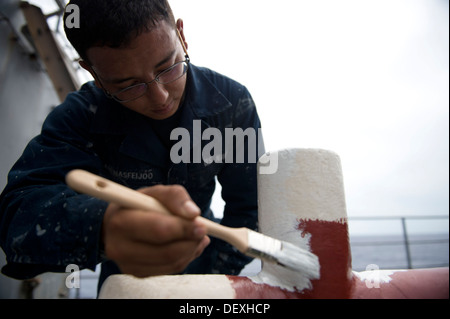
[0,64,263,290]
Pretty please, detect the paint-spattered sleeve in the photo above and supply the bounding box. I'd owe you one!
[0,93,107,280]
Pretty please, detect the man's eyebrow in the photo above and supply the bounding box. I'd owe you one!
[154,49,177,69]
[110,76,135,85]
[109,50,177,84]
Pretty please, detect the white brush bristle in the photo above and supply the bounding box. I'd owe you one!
[246,230,320,279]
[275,241,320,279]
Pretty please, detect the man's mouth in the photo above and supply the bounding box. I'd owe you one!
[153,100,175,115]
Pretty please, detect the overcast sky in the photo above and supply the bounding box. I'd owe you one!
[169,0,449,235]
[33,0,449,235]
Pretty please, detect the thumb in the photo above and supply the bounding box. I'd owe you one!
[137,185,201,220]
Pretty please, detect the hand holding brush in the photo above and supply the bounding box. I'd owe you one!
[66,170,320,279]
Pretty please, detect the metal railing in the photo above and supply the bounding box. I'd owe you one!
[349,215,449,270]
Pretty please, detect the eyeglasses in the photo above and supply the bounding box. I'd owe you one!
[106,56,190,102]
[95,30,190,103]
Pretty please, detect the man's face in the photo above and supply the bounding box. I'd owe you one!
[84,20,187,120]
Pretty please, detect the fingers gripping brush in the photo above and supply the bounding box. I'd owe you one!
[66,170,320,279]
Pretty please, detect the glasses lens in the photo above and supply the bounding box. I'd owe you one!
[115,83,148,102]
[111,60,189,102]
[158,61,188,84]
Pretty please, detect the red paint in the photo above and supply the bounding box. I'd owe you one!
[298,218,353,299]
[227,276,302,299]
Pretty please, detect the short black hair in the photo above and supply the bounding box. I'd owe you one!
[64,0,176,62]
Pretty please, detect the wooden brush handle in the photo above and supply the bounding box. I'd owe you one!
[65,170,248,252]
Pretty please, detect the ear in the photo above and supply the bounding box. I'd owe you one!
[79,60,102,89]
[176,18,188,50]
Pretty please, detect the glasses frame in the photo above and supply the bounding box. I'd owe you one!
[92,29,190,103]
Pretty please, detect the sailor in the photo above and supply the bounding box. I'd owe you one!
[0,0,263,292]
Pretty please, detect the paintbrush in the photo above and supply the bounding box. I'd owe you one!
[65,169,320,279]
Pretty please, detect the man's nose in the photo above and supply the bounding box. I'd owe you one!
[146,82,169,104]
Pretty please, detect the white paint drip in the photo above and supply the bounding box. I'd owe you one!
[36,224,46,236]
[353,269,407,287]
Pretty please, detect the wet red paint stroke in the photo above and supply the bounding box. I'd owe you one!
[298,218,352,299]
